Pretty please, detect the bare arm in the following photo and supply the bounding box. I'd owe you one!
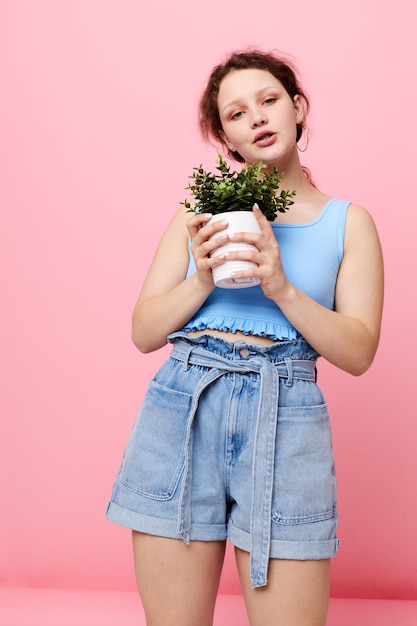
[229,204,384,375]
[131,206,230,353]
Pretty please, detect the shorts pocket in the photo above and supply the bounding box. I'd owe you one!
[117,380,192,500]
[272,404,337,525]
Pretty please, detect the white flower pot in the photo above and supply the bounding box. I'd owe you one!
[209,211,261,289]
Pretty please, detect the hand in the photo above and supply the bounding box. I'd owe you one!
[226,204,290,300]
[186,212,232,288]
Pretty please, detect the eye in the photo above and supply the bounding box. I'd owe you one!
[230,110,244,120]
[263,97,277,106]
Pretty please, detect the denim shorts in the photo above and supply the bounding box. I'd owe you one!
[106,332,339,587]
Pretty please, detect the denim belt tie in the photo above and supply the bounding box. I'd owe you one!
[170,339,317,588]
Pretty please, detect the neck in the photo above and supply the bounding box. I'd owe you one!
[244,148,315,198]
[268,150,312,195]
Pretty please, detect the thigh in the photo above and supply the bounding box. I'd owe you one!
[132,531,226,626]
[235,548,330,626]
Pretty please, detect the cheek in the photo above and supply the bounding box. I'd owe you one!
[290,105,302,128]
[282,109,299,139]
[221,125,241,150]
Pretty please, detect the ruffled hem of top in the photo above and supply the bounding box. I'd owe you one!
[182,314,298,342]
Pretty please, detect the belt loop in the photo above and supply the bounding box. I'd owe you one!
[182,344,194,371]
[284,357,293,387]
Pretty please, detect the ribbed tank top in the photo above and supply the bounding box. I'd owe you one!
[182,198,349,341]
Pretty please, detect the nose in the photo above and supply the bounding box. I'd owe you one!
[251,110,267,128]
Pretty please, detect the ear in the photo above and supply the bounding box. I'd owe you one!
[219,130,236,153]
[293,95,304,124]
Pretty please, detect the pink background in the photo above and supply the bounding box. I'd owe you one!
[1,0,415,601]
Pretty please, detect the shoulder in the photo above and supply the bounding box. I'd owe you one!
[345,203,379,237]
[170,203,193,227]
[344,203,382,257]
[346,202,375,223]
[159,204,191,244]
[145,204,190,270]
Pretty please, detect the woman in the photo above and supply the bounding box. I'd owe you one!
[106,50,384,626]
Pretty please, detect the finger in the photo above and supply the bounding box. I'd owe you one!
[252,204,278,244]
[186,212,212,234]
[194,218,230,244]
[252,203,270,227]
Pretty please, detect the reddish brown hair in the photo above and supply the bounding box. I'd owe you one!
[199,49,310,163]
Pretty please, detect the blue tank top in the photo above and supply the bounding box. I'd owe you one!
[182,198,349,340]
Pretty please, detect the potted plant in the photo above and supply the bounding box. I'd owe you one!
[182,155,296,288]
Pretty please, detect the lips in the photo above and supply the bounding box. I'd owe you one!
[254,131,277,147]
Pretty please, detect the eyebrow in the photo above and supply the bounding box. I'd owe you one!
[221,86,280,115]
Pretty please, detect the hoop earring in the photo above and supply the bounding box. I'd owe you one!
[297,128,310,153]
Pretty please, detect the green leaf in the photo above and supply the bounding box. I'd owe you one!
[180,154,296,220]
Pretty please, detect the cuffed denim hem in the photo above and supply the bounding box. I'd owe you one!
[106,501,227,542]
[228,522,340,561]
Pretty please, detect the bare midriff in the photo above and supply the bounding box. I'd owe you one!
[187,328,277,346]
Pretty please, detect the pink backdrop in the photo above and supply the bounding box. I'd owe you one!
[1,0,416,600]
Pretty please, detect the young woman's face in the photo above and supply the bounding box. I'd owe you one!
[217,68,303,167]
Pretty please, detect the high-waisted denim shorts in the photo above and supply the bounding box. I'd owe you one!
[106,332,339,587]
